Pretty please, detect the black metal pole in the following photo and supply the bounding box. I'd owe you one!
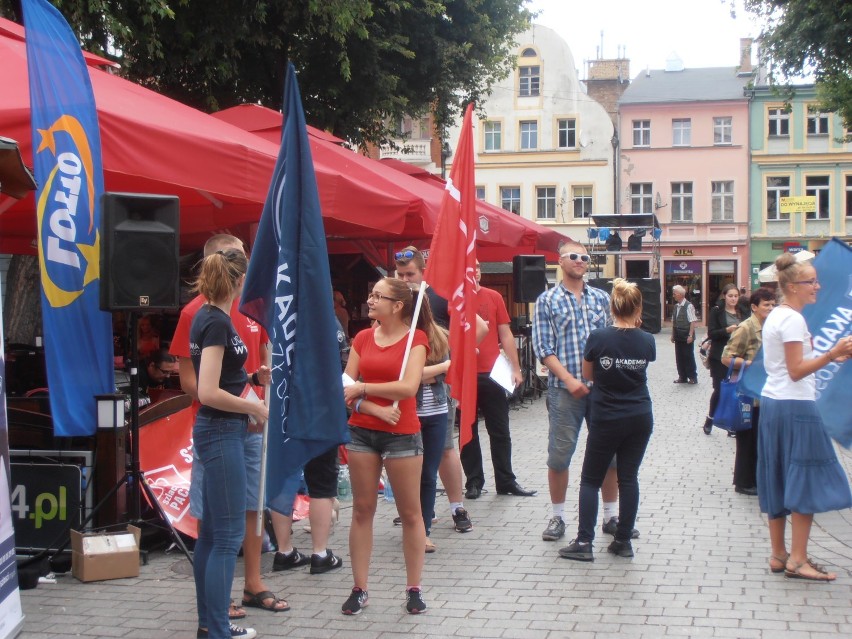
[127,312,141,521]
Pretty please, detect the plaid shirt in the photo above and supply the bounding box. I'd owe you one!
[721,313,762,362]
[532,282,611,389]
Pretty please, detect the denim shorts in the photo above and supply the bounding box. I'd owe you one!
[546,386,587,472]
[190,430,261,519]
[346,425,423,459]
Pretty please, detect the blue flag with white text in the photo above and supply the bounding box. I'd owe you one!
[739,239,852,447]
[23,0,113,436]
[240,63,348,504]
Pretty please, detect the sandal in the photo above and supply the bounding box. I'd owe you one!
[242,589,291,612]
[784,560,836,582]
[229,600,246,619]
[768,553,789,574]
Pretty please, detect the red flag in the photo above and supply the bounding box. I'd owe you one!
[424,104,478,449]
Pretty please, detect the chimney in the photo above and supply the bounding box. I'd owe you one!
[739,38,753,74]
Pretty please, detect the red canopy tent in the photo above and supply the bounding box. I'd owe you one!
[0,18,424,254]
[211,105,572,262]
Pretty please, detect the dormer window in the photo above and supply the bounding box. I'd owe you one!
[521,48,537,57]
[519,66,540,97]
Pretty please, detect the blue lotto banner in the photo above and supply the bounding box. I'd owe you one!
[23,0,113,436]
[739,239,852,447]
[240,63,348,505]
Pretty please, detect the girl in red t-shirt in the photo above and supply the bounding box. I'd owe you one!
[340,277,435,615]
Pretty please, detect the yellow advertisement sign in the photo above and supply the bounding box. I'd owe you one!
[779,196,817,213]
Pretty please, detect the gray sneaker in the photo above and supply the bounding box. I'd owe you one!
[601,516,640,539]
[541,516,565,541]
[558,539,594,562]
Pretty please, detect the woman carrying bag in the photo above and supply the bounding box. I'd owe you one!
[703,284,744,435]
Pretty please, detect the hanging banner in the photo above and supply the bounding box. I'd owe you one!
[0,279,24,638]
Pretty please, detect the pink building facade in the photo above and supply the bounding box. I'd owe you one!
[617,64,753,322]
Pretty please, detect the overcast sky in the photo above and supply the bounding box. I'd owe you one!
[526,0,763,78]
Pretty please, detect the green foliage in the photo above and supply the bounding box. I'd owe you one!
[741,0,852,128]
[2,0,531,146]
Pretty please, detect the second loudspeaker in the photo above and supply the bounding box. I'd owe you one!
[512,255,547,303]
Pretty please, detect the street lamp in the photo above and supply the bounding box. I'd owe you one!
[440,141,452,179]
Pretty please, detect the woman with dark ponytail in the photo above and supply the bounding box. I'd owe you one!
[190,249,269,639]
[559,279,655,563]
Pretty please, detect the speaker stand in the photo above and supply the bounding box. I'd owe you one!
[81,312,193,564]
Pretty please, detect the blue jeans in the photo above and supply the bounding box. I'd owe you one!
[577,413,653,544]
[192,414,248,639]
[419,412,448,536]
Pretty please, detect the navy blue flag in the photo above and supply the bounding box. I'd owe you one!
[739,238,852,447]
[239,63,349,501]
[23,0,113,436]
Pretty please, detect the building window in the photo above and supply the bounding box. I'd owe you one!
[672,119,691,146]
[630,183,653,214]
[805,175,830,220]
[846,176,852,218]
[520,121,538,150]
[536,187,557,220]
[572,185,593,218]
[484,121,501,151]
[521,48,537,57]
[633,120,650,147]
[711,181,734,221]
[519,65,540,97]
[501,186,521,215]
[714,117,732,144]
[766,176,790,220]
[557,119,577,148]
[475,186,486,200]
[806,111,830,135]
[671,182,693,222]
[768,108,790,136]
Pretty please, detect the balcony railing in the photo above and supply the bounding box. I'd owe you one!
[379,140,432,164]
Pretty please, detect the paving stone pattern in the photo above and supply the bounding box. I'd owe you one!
[18,330,852,638]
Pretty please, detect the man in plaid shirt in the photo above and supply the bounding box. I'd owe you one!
[532,244,620,544]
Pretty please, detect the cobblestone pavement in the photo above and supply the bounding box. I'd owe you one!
[18,330,852,638]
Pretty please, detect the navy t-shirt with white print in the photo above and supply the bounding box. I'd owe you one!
[189,304,248,419]
[583,326,655,421]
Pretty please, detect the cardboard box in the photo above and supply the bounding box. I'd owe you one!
[70,525,141,582]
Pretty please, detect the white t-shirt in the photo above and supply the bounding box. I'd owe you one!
[761,305,815,401]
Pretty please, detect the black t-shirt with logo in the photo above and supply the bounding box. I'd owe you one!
[189,304,248,419]
[583,326,655,421]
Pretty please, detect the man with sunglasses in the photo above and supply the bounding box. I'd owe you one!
[138,347,178,395]
[532,245,625,543]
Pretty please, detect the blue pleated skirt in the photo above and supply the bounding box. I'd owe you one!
[757,397,852,518]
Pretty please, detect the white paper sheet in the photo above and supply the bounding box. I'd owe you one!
[489,354,516,393]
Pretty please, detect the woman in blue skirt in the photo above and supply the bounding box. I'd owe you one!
[758,253,852,581]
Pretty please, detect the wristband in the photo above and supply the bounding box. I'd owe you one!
[354,398,364,414]
[827,350,835,362]
[251,371,260,386]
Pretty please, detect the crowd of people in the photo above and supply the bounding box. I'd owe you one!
[176,236,851,637]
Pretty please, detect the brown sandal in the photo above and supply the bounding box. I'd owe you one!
[768,553,789,574]
[784,560,836,582]
[242,589,291,612]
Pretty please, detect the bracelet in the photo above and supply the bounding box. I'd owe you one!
[251,372,260,386]
[362,382,367,397]
[827,350,836,362]
[354,398,364,414]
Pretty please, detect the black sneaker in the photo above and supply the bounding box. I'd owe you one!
[272,548,310,571]
[393,516,402,526]
[601,516,640,539]
[542,516,566,541]
[558,539,594,562]
[452,507,472,533]
[405,587,427,614]
[197,624,257,639]
[341,587,368,615]
[310,550,343,574]
[607,539,634,558]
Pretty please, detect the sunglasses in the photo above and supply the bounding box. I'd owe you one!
[560,253,591,263]
[395,250,416,260]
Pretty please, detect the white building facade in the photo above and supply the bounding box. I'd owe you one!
[444,24,616,247]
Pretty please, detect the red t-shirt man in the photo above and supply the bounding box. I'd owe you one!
[473,286,511,374]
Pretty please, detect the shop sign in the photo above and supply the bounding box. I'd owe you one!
[673,249,693,256]
[783,242,804,254]
[665,260,701,275]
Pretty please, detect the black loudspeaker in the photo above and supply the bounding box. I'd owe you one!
[588,277,662,334]
[512,255,547,303]
[100,193,180,311]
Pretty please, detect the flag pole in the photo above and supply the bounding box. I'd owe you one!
[393,283,428,408]
[256,384,271,536]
